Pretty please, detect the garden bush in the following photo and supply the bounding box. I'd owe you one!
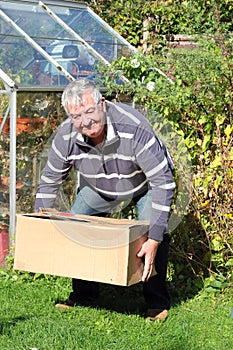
[96,31,233,293]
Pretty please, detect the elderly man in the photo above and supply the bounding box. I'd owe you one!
[35,78,175,321]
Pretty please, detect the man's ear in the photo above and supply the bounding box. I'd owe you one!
[101,97,106,112]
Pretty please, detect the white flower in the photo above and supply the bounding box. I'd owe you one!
[146,81,156,91]
[130,59,140,68]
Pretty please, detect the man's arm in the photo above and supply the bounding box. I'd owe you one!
[134,126,176,242]
[133,125,175,279]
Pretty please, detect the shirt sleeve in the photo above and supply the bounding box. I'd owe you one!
[134,124,176,241]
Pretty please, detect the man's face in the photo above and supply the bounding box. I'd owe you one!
[67,91,106,140]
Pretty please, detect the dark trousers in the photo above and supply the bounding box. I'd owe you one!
[69,234,170,310]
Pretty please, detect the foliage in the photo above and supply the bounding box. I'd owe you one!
[87,0,233,48]
[96,29,233,291]
[0,39,33,85]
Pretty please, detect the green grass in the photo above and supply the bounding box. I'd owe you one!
[0,274,232,350]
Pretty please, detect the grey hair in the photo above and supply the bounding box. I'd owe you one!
[61,78,102,115]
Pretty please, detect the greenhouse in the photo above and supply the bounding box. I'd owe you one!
[0,0,136,249]
[0,0,135,90]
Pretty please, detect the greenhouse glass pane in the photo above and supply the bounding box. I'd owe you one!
[54,8,133,61]
[0,0,134,90]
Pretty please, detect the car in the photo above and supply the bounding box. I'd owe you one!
[27,41,98,86]
[45,41,96,67]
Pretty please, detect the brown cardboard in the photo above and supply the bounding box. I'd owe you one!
[13,212,152,286]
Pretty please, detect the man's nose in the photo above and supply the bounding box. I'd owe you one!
[81,115,91,126]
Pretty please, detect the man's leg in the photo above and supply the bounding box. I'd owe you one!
[135,190,170,320]
[70,183,118,216]
[142,235,170,309]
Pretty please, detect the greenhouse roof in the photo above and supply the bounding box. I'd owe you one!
[0,0,136,91]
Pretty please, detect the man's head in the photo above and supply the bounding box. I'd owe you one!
[62,78,106,142]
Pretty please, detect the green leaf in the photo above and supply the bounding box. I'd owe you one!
[225,259,233,267]
[202,134,211,151]
[224,124,233,137]
[210,155,222,169]
[211,238,225,251]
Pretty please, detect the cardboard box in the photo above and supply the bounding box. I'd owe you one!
[13,212,152,286]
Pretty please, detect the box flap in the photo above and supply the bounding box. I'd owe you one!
[18,209,150,228]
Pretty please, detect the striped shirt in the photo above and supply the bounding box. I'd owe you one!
[35,101,176,241]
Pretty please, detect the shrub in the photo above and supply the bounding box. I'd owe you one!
[97,32,233,291]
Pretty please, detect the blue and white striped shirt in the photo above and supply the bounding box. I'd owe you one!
[35,101,176,241]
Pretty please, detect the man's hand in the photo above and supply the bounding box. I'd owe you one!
[137,238,160,282]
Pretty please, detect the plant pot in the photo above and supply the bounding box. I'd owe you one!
[0,117,10,134]
[0,223,9,265]
[16,117,47,134]
[1,117,48,135]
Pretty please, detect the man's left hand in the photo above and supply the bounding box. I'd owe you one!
[137,238,160,282]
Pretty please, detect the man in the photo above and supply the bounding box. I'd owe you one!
[35,78,175,321]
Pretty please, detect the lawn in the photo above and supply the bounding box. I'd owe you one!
[0,272,232,350]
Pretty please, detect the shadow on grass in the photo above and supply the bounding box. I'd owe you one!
[0,316,30,335]
[72,279,198,317]
[96,282,146,316]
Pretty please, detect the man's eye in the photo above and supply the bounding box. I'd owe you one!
[87,109,95,114]
[70,115,80,121]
